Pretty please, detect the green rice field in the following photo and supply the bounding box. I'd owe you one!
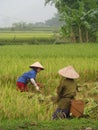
[0,44,98,129]
[0,31,56,45]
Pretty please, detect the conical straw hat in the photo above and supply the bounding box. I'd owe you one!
[58,65,79,79]
[30,61,44,70]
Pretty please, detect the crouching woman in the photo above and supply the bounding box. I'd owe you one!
[52,65,79,119]
[16,61,44,92]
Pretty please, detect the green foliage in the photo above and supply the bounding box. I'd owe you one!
[45,0,98,43]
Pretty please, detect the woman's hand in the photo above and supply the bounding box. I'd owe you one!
[37,82,44,88]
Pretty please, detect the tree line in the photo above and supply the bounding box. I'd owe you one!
[45,0,98,43]
[0,14,62,32]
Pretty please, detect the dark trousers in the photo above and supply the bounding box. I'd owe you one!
[52,108,70,119]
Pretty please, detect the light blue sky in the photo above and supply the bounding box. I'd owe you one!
[0,0,57,27]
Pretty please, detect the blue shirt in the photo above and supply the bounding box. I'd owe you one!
[17,69,37,84]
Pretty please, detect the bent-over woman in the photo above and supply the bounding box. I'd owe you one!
[16,61,44,92]
[52,65,79,119]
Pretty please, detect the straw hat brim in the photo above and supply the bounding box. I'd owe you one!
[30,61,44,70]
[58,66,79,79]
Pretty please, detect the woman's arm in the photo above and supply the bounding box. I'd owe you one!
[30,78,39,91]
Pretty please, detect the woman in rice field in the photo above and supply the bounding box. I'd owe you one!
[16,61,44,92]
[52,65,79,119]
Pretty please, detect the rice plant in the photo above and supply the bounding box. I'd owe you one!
[0,44,98,121]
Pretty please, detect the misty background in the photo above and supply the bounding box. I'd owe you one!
[0,0,57,27]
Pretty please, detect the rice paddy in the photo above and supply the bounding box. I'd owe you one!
[0,43,98,122]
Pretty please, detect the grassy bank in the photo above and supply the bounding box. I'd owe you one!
[0,118,98,130]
